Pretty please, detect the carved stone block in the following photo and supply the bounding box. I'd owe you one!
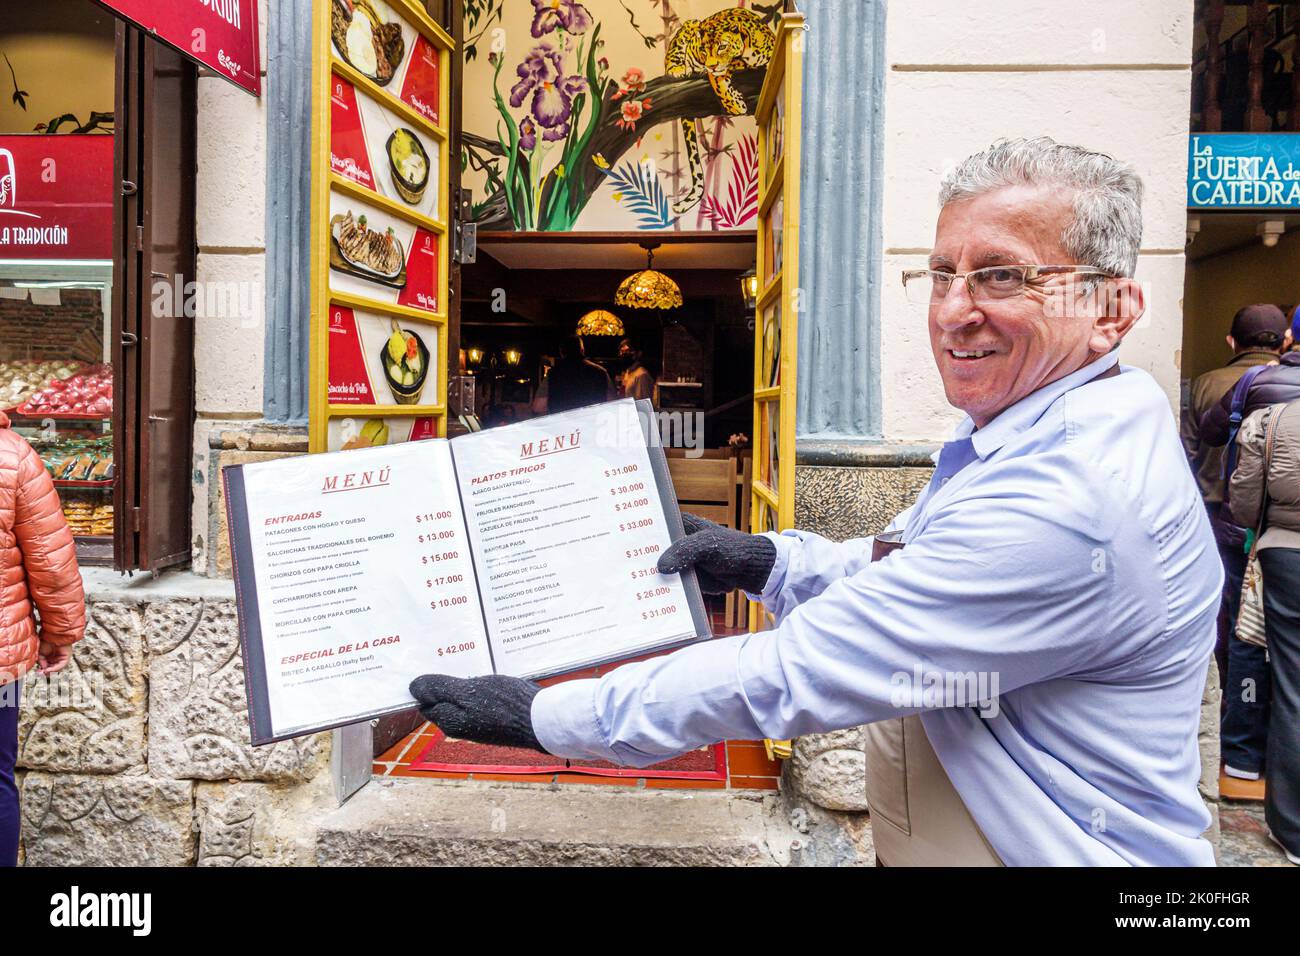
[17,602,146,773]
[145,599,328,782]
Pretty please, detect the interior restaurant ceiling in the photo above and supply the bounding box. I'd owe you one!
[1187,212,1300,260]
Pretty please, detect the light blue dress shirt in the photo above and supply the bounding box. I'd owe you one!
[532,352,1222,866]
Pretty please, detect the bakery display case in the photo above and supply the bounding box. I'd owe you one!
[0,264,115,565]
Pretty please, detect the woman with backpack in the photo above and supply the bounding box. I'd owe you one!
[1230,397,1300,865]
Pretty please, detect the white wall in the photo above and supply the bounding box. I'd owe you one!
[876,0,1194,442]
[190,0,270,569]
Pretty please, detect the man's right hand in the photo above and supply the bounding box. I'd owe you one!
[657,512,777,595]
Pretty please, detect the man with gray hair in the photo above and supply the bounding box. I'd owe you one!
[412,138,1221,866]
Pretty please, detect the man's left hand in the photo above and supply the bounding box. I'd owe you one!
[409,674,547,752]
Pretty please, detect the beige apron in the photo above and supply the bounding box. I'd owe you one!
[863,532,1003,867]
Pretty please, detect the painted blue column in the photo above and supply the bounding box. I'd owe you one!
[262,0,312,424]
[795,0,886,442]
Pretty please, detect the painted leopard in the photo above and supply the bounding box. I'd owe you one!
[665,7,775,215]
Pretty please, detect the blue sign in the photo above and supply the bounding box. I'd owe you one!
[1187,133,1300,208]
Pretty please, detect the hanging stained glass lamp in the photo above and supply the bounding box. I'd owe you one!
[616,244,682,310]
[575,309,625,336]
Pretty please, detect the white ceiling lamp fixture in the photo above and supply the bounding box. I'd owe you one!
[1258,219,1286,248]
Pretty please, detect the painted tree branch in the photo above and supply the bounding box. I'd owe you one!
[472,68,766,229]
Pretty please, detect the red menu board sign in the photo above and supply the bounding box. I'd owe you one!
[95,0,261,96]
[327,306,373,405]
[400,34,441,125]
[396,227,439,312]
[0,136,114,260]
[329,80,376,191]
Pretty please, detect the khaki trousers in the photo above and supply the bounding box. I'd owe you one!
[864,532,1002,867]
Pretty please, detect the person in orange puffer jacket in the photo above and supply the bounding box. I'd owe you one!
[0,409,86,866]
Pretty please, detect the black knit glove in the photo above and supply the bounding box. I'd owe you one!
[657,512,777,595]
[409,674,547,752]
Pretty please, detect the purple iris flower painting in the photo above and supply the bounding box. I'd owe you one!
[519,116,537,151]
[509,44,589,137]
[530,0,593,38]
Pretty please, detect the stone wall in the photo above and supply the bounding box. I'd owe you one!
[17,573,333,866]
[188,0,272,573]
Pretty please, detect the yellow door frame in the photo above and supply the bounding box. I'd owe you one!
[751,11,804,761]
[308,0,456,453]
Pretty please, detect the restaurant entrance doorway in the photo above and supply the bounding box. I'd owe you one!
[329,1,805,796]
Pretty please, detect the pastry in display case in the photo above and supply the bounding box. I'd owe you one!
[61,496,114,537]
[0,360,88,408]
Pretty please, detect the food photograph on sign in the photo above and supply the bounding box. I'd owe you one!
[328,191,439,312]
[325,413,437,452]
[330,0,441,124]
[331,75,441,221]
[327,304,438,407]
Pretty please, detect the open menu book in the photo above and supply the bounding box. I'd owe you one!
[223,399,710,745]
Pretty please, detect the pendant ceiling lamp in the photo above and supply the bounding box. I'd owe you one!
[615,243,682,310]
[575,309,625,336]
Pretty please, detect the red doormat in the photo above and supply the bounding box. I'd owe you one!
[409,728,726,779]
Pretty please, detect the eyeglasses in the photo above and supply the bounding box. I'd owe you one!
[901,265,1115,307]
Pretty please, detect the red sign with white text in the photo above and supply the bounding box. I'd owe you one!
[399,35,441,125]
[397,227,438,313]
[95,0,260,95]
[327,306,374,405]
[0,136,114,260]
[330,80,376,191]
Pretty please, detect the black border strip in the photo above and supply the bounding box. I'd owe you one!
[222,463,275,745]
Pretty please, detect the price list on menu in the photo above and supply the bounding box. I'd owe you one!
[230,441,491,742]
[224,400,708,743]
[451,401,707,679]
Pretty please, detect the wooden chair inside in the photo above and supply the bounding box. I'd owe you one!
[665,447,731,459]
[734,452,753,629]
[666,456,739,629]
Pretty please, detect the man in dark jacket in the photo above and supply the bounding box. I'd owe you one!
[1201,349,1300,447]
[534,336,615,415]
[1183,304,1292,507]
[1201,333,1300,795]
[1183,304,1290,720]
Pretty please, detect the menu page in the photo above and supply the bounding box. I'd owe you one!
[232,439,491,741]
[451,400,707,679]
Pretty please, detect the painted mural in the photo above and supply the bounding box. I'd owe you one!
[461,0,782,231]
